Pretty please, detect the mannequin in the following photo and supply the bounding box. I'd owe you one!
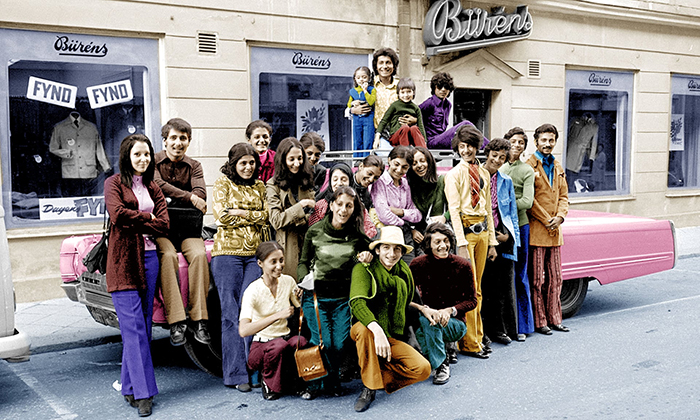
[49,110,111,197]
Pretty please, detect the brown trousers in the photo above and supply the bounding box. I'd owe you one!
[155,236,209,324]
[529,246,563,328]
[351,322,430,394]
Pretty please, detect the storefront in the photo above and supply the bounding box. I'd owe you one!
[3,0,700,300]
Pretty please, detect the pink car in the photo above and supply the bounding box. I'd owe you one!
[559,209,676,317]
[59,209,676,375]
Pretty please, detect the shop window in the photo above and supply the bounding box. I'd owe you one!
[251,47,369,152]
[668,74,700,188]
[0,29,159,227]
[564,70,633,196]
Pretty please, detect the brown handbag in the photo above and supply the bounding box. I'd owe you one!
[294,291,328,381]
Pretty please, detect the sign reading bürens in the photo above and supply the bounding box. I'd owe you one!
[87,80,134,109]
[423,0,533,57]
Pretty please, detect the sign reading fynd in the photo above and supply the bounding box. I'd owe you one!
[423,0,533,57]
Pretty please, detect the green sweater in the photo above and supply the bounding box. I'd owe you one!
[349,258,414,339]
[376,100,427,140]
[500,160,535,226]
[297,216,370,298]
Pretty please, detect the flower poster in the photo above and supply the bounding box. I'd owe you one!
[296,99,329,150]
[670,114,684,151]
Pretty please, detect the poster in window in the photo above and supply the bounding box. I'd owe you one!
[670,114,684,151]
[296,99,329,150]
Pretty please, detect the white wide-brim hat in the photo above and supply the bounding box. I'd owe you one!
[368,226,413,254]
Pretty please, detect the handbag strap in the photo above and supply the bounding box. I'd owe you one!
[296,291,323,350]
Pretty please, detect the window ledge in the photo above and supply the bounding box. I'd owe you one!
[569,194,635,205]
[7,224,103,240]
[666,190,700,198]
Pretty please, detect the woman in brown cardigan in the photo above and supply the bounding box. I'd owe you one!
[265,137,316,280]
[105,134,169,417]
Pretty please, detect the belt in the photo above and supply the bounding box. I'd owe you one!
[253,333,291,343]
[462,216,488,235]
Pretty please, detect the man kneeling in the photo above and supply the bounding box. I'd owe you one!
[409,223,476,384]
[349,226,431,412]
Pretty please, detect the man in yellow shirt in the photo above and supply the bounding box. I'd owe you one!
[444,124,497,359]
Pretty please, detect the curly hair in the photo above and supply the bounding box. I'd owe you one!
[271,137,314,191]
[372,48,399,78]
[430,72,455,95]
[484,138,511,162]
[503,126,528,149]
[220,143,261,186]
[421,222,456,256]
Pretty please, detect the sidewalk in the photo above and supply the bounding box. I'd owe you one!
[14,225,700,356]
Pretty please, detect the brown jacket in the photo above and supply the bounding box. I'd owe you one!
[526,154,569,247]
[265,181,314,280]
[104,174,169,292]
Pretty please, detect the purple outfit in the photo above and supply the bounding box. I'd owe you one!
[370,171,422,227]
[419,94,486,149]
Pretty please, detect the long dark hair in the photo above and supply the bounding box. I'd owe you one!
[407,146,437,184]
[220,143,261,186]
[272,137,314,191]
[326,185,367,236]
[119,134,155,188]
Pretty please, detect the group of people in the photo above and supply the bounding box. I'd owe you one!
[103,46,571,418]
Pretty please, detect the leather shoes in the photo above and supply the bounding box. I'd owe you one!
[261,379,281,401]
[190,320,211,345]
[354,387,376,412]
[169,322,187,346]
[136,397,152,417]
[124,394,137,408]
[482,344,493,354]
[516,334,527,342]
[535,326,553,335]
[492,333,512,345]
[550,324,570,332]
[461,350,489,359]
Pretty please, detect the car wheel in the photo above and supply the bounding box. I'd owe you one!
[184,283,222,377]
[560,277,590,318]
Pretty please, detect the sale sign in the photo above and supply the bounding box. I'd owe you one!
[26,76,78,109]
[87,79,134,109]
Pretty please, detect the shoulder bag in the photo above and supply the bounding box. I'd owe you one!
[294,291,328,381]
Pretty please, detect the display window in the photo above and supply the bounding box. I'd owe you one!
[564,70,633,196]
[668,74,700,189]
[0,29,160,227]
[251,47,369,152]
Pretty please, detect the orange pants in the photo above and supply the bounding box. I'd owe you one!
[351,322,431,393]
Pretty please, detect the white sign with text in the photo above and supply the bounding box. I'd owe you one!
[87,79,134,109]
[26,76,78,109]
[39,196,106,221]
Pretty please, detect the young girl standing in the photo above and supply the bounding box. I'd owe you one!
[298,186,373,399]
[347,66,376,157]
[266,137,316,280]
[211,143,269,392]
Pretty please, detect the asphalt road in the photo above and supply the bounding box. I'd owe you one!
[2,257,700,420]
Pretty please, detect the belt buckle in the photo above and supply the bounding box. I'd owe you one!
[471,223,484,234]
